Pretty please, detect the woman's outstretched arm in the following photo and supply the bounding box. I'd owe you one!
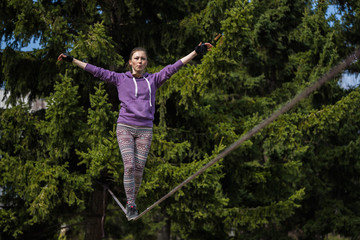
[57,53,87,69]
[180,42,213,65]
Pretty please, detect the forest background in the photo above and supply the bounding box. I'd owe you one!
[1,0,360,239]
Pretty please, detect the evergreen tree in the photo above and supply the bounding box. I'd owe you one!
[76,82,118,240]
[0,75,92,239]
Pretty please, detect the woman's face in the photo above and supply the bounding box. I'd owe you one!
[129,51,148,74]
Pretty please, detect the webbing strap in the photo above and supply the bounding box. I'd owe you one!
[107,188,127,215]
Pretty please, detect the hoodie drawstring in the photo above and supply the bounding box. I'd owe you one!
[132,77,138,97]
[132,77,152,107]
[143,77,152,107]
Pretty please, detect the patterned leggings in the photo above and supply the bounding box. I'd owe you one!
[116,123,153,206]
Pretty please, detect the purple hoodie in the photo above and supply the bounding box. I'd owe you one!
[85,60,184,127]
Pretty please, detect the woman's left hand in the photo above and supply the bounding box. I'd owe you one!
[203,42,214,51]
[195,42,213,55]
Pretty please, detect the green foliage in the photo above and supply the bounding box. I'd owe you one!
[80,83,117,147]
[1,49,42,104]
[140,142,229,239]
[325,233,351,240]
[296,89,360,238]
[77,82,121,180]
[39,74,85,160]
[0,104,40,237]
[70,22,124,68]
[0,76,92,238]
[225,188,305,231]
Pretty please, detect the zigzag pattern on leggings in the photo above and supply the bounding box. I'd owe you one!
[116,123,153,205]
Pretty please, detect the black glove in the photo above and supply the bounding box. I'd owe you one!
[195,43,208,55]
[62,53,74,62]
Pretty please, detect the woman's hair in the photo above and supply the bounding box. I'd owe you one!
[129,47,147,60]
[127,47,148,77]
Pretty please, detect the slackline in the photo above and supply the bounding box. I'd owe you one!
[107,187,127,215]
[108,48,360,221]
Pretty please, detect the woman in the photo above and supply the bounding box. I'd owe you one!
[58,42,212,220]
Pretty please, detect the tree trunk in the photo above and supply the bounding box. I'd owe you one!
[84,184,108,240]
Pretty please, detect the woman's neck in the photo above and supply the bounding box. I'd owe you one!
[132,68,144,78]
[132,72,143,78]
